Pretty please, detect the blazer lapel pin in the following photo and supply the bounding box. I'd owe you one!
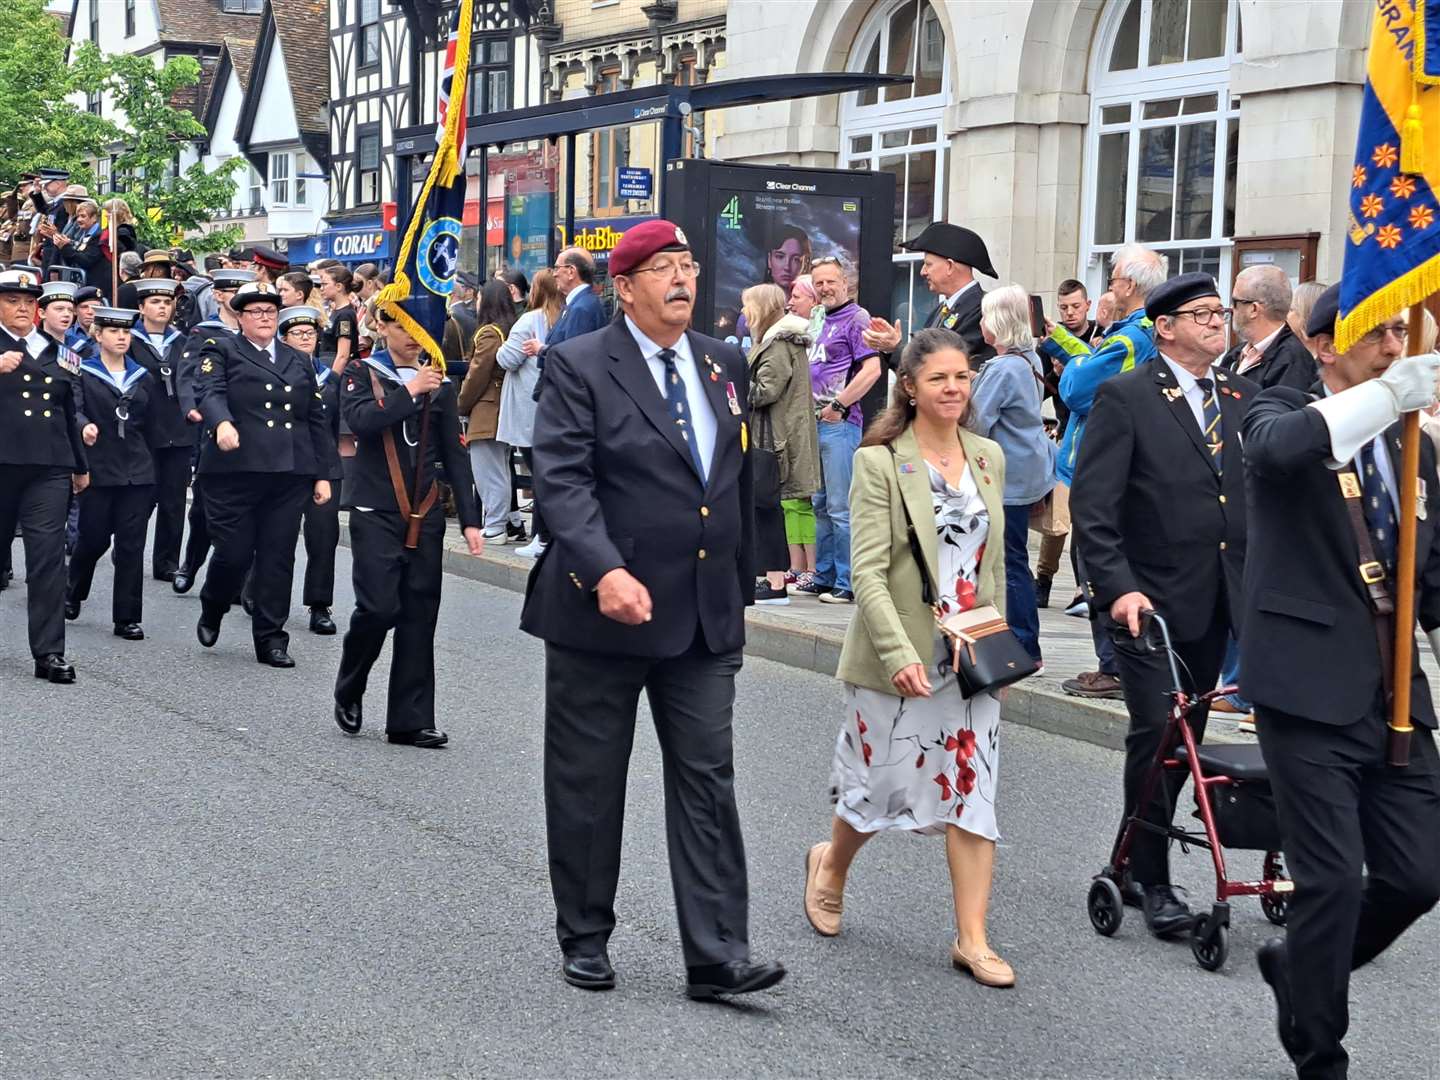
[725,380,741,415]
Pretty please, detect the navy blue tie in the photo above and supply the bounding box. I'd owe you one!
[1360,441,1398,575]
[1196,377,1223,473]
[659,348,705,481]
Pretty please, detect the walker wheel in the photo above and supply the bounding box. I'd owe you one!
[1087,876,1124,937]
[1190,915,1229,971]
[1261,891,1289,927]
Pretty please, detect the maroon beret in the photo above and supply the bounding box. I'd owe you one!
[609,219,690,278]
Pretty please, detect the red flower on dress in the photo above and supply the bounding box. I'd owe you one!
[915,752,926,768]
[956,579,977,612]
[934,773,952,799]
[1360,193,1385,219]
[862,742,872,766]
[856,715,867,735]
[953,728,977,762]
[955,762,977,796]
[1377,224,1404,250]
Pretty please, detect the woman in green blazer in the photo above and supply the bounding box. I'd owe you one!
[802,328,1016,988]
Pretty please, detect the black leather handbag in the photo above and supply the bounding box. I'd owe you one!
[750,408,782,507]
[889,447,1038,698]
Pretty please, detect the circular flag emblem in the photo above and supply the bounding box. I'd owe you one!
[417,216,462,296]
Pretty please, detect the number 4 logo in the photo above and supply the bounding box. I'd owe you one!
[720,195,743,230]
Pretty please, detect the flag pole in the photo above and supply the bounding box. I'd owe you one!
[1389,301,1427,767]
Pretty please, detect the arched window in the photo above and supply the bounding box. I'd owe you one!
[840,0,949,332]
[1082,0,1241,296]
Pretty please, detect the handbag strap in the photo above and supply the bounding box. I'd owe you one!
[887,444,936,606]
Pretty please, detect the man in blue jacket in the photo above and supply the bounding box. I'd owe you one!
[1047,243,1165,700]
[520,246,608,557]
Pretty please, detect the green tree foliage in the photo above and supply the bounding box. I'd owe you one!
[0,0,113,187]
[103,54,243,252]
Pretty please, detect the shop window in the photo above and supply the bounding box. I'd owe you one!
[842,0,950,333]
[1082,0,1242,296]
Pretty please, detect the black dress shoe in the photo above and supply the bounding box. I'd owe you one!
[258,648,295,668]
[113,622,145,641]
[1120,876,1144,908]
[562,952,616,991]
[1035,574,1053,609]
[1258,938,1305,1060]
[334,699,362,735]
[33,654,76,684]
[172,570,194,594]
[196,616,220,648]
[1141,884,1195,938]
[309,607,337,635]
[64,600,80,620]
[154,569,176,583]
[387,728,449,748]
[685,959,787,1001]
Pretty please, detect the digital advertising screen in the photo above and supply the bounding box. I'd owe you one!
[709,189,862,346]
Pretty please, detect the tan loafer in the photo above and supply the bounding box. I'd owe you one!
[950,939,1015,988]
[804,842,843,937]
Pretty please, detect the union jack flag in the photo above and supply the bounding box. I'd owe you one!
[435,3,469,159]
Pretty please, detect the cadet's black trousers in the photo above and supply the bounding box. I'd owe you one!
[0,465,70,658]
[334,506,443,733]
[542,628,750,968]
[1257,706,1440,1080]
[199,472,310,655]
[67,484,154,625]
[181,475,210,573]
[1109,601,1228,886]
[302,478,341,609]
[148,446,192,577]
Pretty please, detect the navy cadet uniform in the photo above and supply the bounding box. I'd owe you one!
[332,301,479,746]
[278,305,345,634]
[1071,273,1255,936]
[1241,284,1440,1080]
[522,220,786,1000]
[171,268,257,593]
[66,308,155,639]
[0,268,88,683]
[127,278,195,581]
[193,282,336,666]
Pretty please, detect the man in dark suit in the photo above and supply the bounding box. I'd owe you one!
[1072,272,1256,937]
[1241,283,1440,1080]
[523,220,785,1001]
[861,222,998,366]
[192,282,338,667]
[1222,264,1317,392]
[0,267,90,683]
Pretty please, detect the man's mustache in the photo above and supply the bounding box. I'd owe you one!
[665,287,693,302]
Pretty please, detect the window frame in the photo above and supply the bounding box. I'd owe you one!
[589,68,624,219]
[124,0,136,38]
[358,0,382,71]
[88,0,99,44]
[1080,0,1243,297]
[466,32,512,118]
[269,151,292,207]
[357,125,382,207]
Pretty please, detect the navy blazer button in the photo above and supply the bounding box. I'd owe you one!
[698,549,707,559]
[700,506,709,517]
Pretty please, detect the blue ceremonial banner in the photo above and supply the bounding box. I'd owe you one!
[1337,0,1440,351]
[375,0,473,370]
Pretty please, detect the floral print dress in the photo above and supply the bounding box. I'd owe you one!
[831,461,1001,841]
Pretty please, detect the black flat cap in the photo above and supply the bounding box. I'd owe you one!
[1305,282,1341,339]
[901,223,997,278]
[1145,272,1221,320]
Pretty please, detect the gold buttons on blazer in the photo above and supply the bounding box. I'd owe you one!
[283,385,291,393]
[265,402,272,409]
[698,549,707,559]
[267,420,275,428]
[700,506,710,517]
[284,422,292,429]
[1218,494,1227,504]
[43,376,52,384]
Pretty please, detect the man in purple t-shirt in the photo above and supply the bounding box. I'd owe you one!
[803,256,882,603]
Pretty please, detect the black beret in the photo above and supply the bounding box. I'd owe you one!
[1305,282,1341,339]
[74,286,103,304]
[901,223,997,278]
[1145,272,1221,321]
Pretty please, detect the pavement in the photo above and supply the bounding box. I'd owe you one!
[2,537,1437,1079]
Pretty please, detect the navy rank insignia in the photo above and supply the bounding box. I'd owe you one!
[200,358,214,374]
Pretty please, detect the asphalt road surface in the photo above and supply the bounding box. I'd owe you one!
[2,541,1436,1080]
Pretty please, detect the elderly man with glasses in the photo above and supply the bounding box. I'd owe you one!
[1071,272,1255,937]
[523,218,786,1002]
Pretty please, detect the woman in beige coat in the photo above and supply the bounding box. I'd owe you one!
[743,283,820,604]
[802,327,1016,987]
[458,279,523,540]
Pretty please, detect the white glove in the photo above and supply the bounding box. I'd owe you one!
[1307,352,1440,465]
[1378,352,1440,411]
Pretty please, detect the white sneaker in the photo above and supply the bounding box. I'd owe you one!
[482,528,508,545]
[515,538,547,558]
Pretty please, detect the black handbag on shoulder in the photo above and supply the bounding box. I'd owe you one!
[750,407,782,507]
[888,446,1038,698]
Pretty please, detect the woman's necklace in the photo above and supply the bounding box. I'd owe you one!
[918,438,962,468]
